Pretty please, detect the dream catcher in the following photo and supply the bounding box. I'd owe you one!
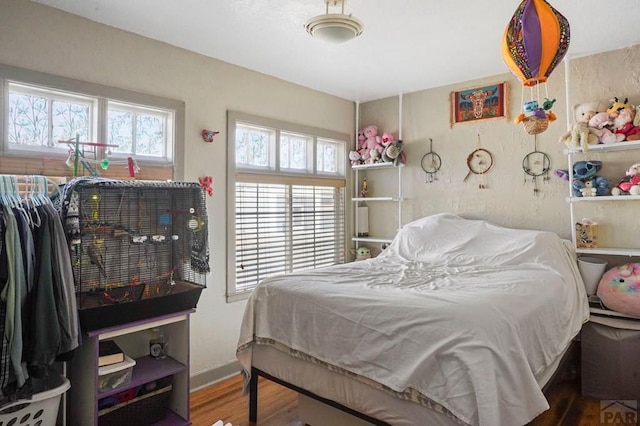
[463,134,494,189]
[502,0,570,135]
[522,150,551,194]
[420,138,442,183]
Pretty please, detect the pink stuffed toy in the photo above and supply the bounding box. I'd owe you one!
[611,162,640,196]
[381,132,395,146]
[597,263,640,316]
[613,108,640,141]
[357,130,367,150]
[588,112,625,144]
[362,125,384,159]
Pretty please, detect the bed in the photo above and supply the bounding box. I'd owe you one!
[236,213,589,426]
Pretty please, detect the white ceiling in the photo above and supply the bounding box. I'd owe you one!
[32,0,640,102]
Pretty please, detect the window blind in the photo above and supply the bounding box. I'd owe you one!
[235,180,345,293]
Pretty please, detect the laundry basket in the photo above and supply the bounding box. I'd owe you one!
[0,373,70,426]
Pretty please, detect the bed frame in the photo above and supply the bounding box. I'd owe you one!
[247,339,579,425]
[249,367,390,425]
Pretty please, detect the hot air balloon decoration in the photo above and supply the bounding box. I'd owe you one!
[502,0,570,135]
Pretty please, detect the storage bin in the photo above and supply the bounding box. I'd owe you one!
[582,320,640,400]
[98,385,172,426]
[99,355,136,392]
[0,373,70,426]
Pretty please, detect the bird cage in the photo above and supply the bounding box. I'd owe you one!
[57,178,208,331]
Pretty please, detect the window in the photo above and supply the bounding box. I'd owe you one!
[227,111,348,301]
[107,101,173,159]
[317,139,340,174]
[0,64,184,180]
[8,83,95,153]
[235,124,274,169]
[280,132,311,172]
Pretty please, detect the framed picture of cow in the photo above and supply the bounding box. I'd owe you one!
[450,82,508,127]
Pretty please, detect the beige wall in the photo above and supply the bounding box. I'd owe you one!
[360,44,640,252]
[0,0,354,379]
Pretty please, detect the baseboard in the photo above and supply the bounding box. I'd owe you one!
[190,360,242,392]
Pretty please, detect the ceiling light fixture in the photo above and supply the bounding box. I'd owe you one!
[305,0,363,43]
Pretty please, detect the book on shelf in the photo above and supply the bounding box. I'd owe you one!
[98,340,125,367]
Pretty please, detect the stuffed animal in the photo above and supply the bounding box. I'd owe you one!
[351,246,371,261]
[613,107,640,141]
[362,125,384,161]
[580,180,597,197]
[542,98,556,110]
[611,162,640,195]
[555,160,610,197]
[381,132,395,145]
[366,149,380,164]
[523,100,539,117]
[349,150,362,166]
[559,102,600,151]
[588,112,625,144]
[597,263,640,317]
[572,176,611,197]
[606,97,634,116]
[358,130,367,150]
[381,140,406,166]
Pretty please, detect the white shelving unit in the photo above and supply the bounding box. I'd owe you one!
[352,162,403,245]
[566,140,640,258]
[352,95,404,248]
[566,140,640,324]
[576,174,640,402]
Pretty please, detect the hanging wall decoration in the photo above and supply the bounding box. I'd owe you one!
[420,138,442,183]
[501,0,569,135]
[463,134,494,189]
[198,176,213,196]
[450,82,508,126]
[202,129,220,143]
[522,148,551,194]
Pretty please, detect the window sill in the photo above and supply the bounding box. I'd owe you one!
[226,291,252,303]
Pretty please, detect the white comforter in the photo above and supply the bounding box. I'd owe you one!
[237,213,588,426]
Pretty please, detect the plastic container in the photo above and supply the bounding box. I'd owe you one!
[577,256,608,295]
[99,355,136,392]
[0,373,70,426]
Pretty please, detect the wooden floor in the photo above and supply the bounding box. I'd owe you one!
[189,372,607,426]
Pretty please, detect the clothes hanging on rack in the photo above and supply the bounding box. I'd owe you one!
[0,175,79,405]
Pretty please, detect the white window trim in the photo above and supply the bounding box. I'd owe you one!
[0,63,185,179]
[226,110,350,302]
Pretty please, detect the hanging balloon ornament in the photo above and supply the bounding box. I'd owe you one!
[502,0,570,135]
[420,138,442,183]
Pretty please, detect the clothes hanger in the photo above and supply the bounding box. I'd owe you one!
[9,175,32,227]
[25,175,42,227]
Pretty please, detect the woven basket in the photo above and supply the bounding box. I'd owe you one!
[522,116,549,135]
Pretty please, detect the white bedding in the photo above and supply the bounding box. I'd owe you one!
[237,213,589,426]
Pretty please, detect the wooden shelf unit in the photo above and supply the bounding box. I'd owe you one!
[67,310,193,426]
